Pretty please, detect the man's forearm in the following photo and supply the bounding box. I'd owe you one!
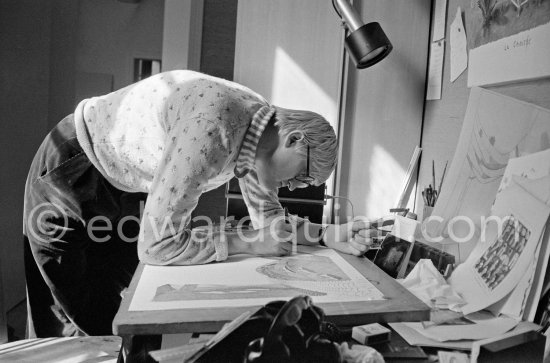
[226,230,252,255]
[296,221,326,245]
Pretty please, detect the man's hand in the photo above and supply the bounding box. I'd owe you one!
[227,224,294,257]
[323,219,385,256]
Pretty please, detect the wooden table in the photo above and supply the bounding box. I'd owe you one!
[113,253,429,337]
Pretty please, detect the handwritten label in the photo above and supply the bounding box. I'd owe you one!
[504,35,532,51]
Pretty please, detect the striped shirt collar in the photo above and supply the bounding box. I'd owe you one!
[234,105,275,178]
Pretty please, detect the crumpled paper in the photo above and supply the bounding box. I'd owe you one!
[399,259,465,311]
[339,342,385,363]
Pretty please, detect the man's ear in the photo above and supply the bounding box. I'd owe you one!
[284,131,305,148]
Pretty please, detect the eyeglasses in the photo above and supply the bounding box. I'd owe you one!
[293,145,315,185]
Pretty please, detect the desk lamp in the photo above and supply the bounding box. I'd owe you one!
[332,0,393,68]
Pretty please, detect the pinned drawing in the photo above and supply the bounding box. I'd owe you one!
[466,0,550,86]
[130,247,385,311]
[426,87,550,258]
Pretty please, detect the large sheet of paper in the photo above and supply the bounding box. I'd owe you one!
[488,149,550,321]
[389,322,472,350]
[449,7,467,83]
[425,87,550,254]
[426,40,444,101]
[406,311,518,342]
[129,247,385,311]
[389,320,539,351]
[431,0,448,42]
[449,183,550,315]
[466,2,550,87]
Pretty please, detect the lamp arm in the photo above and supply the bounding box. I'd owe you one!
[332,0,363,32]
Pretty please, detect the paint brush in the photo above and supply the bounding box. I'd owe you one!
[432,160,436,193]
[438,161,448,195]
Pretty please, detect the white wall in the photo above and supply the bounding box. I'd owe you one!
[234,0,431,223]
[76,0,164,91]
[234,0,344,220]
[234,0,342,122]
[1,0,52,310]
[162,0,203,72]
[337,0,431,220]
[0,0,165,312]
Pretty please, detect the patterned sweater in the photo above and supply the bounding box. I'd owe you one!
[74,70,284,265]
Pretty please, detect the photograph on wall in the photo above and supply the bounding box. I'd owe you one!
[466,0,550,86]
[129,247,385,311]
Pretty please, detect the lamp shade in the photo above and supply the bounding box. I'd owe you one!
[345,22,392,68]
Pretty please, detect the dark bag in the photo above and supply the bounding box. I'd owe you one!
[197,295,345,363]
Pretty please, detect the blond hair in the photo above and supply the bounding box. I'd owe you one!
[273,106,338,185]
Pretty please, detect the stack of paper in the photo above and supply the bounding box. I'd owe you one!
[449,149,550,320]
[394,149,550,350]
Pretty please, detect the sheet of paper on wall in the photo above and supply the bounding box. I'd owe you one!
[487,149,550,321]
[448,182,550,315]
[424,87,550,254]
[129,247,385,311]
[432,0,448,42]
[449,7,467,82]
[426,40,444,100]
[467,3,550,87]
[495,149,550,203]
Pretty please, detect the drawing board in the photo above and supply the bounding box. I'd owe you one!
[113,248,430,335]
[130,247,384,311]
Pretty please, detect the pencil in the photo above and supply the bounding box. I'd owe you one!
[285,207,297,255]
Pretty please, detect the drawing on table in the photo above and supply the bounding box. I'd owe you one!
[474,215,531,291]
[129,247,386,311]
[153,283,326,302]
[257,254,349,281]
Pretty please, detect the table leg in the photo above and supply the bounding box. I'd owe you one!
[159,333,193,363]
[117,334,162,363]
